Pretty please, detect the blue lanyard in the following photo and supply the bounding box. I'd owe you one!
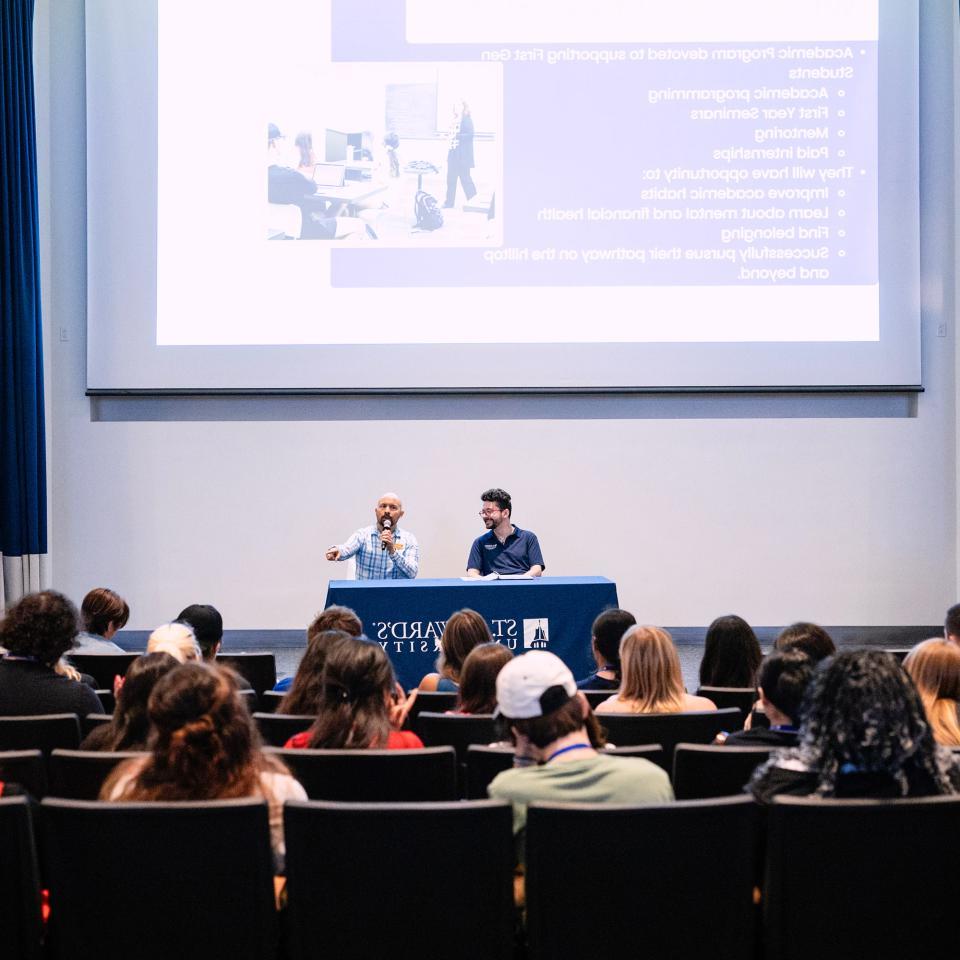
[545,743,592,763]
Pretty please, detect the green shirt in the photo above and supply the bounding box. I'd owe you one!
[488,752,674,855]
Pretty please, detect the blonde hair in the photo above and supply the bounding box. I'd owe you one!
[147,623,201,663]
[903,637,960,747]
[616,626,686,713]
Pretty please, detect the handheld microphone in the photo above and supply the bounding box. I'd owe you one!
[381,518,392,550]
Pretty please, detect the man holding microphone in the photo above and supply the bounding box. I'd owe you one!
[326,492,420,579]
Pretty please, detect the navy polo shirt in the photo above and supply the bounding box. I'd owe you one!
[466,526,545,575]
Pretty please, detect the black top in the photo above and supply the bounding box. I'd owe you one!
[724,727,799,748]
[0,659,103,717]
[576,674,620,691]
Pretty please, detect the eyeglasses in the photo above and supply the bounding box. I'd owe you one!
[479,508,501,517]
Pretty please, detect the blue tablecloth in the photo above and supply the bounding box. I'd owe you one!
[324,577,619,691]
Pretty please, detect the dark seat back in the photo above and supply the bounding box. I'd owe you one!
[415,712,500,762]
[216,653,277,697]
[526,796,760,960]
[284,799,514,960]
[259,690,285,713]
[80,713,112,740]
[93,690,116,713]
[695,686,757,716]
[0,714,81,754]
[48,749,148,800]
[405,690,459,729]
[238,689,258,713]
[253,712,314,747]
[269,746,456,801]
[67,654,139,690]
[598,708,741,765]
[42,798,278,960]
[672,743,773,799]
[0,797,43,959]
[581,689,616,709]
[764,795,960,959]
[0,750,46,799]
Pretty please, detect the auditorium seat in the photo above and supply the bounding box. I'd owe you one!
[764,794,960,959]
[253,712,313,747]
[259,690,285,713]
[525,796,760,960]
[284,799,515,960]
[268,746,457,801]
[238,688,258,713]
[597,708,741,767]
[672,743,772,799]
[695,686,757,716]
[581,689,617,709]
[68,653,139,690]
[48,749,148,800]
[0,750,46,800]
[404,690,459,729]
[42,798,278,960]
[0,714,81,754]
[80,713,112,740]
[216,653,277,697]
[0,797,43,960]
[94,689,116,713]
[415,712,500,761]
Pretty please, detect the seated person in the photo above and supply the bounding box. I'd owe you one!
[466,488,544,578]
[80,652,179,750]
[284,636,423,750]
[277,630,351,715]
[418,608,492,692]
[576,608,636,690]
[488,651,673,852]
[175,604,223,662]
[698,614,762,690]
[773,621,836,663]
[903,637,960,747]
[73,587,129,654]
[102,662,306,872]
[596,626,716,714]
[749,649,960,802]
[454,642,514,714]
[0,591,103,717]
[721,650,812,747]
[146,622,201,662]
[274,605,363,693]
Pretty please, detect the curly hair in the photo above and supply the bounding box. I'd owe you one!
[0,591,79,667]
[756,649,958,797]
[97,653,179,751]
[278,629,351,715]
[699,614,762,689]
[103,662,287,800]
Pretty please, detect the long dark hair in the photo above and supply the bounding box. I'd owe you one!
[305,637,395,749]
[100,653,179,750]
[457,643,513,714]
[698,614,762,688]
[103,663,286,800]
[279,630,350,715]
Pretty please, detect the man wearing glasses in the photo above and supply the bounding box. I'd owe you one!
[466,488,545,578]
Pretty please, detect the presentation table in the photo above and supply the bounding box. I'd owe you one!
[324,576,619,691]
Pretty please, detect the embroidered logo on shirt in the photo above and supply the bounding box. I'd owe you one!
[484,543,497,550]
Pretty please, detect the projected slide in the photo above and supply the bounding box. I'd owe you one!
[155,0,879,349]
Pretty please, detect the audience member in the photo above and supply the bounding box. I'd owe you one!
[0,591,103,716]
[488,651,673,847]
[576,608,636,690]
[455,642,514,714]
[903,638,960,747]
[596,626,716,714]
[773,621,836,662]
[80,652,179,750]
[721,650,813,747]
[698,614,762,689]
[102,662,306,870]
[944,603,960,645]
[273,605,363,693]
[146,622,201,663]
[294,130,316,176]
[74,587,129,653]
[749,649,960,801]
[417,608,492,692]
[277,630,351,715]
[285,637,423,749]
[175,604,223,661]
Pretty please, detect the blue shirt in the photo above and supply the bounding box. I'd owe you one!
[467,526,545,576]
[338,525,419,579]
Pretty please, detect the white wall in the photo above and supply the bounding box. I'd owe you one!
[35,0,958,632]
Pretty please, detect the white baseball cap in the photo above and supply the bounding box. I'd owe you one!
[495,650,577,719]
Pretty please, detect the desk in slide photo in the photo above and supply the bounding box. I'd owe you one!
[324,576,619,690]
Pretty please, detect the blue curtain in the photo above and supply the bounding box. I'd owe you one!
[0,0,47,573]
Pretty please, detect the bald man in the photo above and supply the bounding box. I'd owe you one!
[325,492,420,579]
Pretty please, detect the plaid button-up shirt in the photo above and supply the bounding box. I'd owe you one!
[337,525,420,579]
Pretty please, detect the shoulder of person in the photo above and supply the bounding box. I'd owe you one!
[417,673,441,692]
[594,695,623,714]
[685,693,718,711]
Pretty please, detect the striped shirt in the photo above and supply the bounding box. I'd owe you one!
[337,525,420,579]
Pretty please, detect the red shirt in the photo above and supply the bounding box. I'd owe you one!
[284,729,424,750]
